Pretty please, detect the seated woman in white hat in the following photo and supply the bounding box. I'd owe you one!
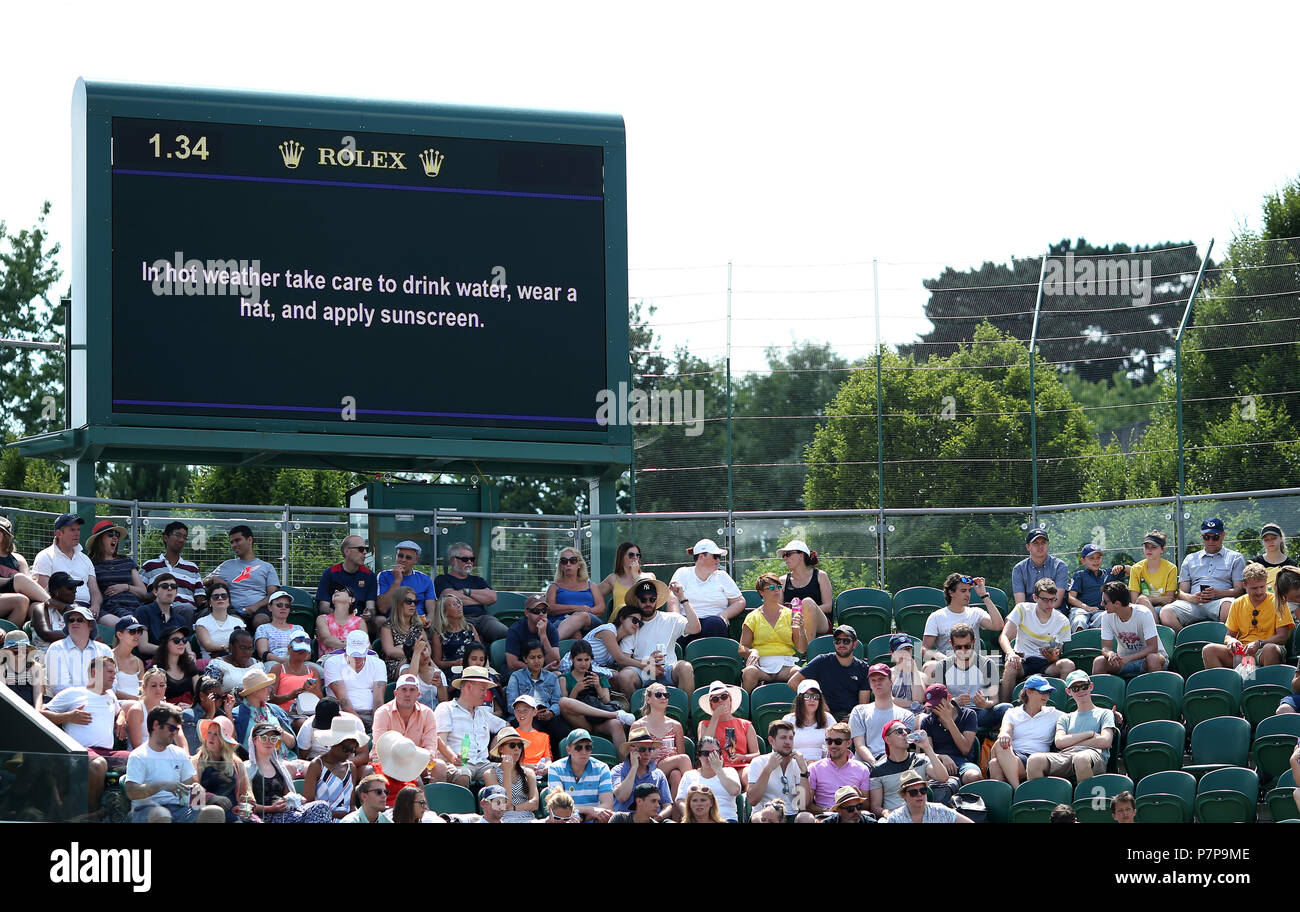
[302,714,369,820]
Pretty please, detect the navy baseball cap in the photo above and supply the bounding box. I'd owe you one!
[889,634,914,652]
[1025,528,1048,544]
[54,513,84,531]
[1201,517,1225,535]
[1080,544,1102,559]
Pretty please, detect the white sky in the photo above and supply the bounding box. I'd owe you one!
[4,1,1297,373]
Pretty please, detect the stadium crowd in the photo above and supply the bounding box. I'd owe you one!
[1,511,1299,823]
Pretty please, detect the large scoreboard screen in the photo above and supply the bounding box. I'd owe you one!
[74,80,627,443]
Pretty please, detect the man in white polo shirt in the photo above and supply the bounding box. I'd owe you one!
[43,605,113,696]
[32,513,101,614]
[42,654,124,817]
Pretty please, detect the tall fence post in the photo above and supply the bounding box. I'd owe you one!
[430,511,439,576]
[129,499,140,562]
[874,258,886,589]
[1029,249,1050,525]
[281,505,290,586]
[726,260,734,523]
[1175,239,1215,558]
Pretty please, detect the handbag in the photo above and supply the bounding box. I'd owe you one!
[952,792,987,823]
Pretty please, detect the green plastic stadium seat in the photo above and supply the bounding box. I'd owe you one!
[835,606,893,644]
[1010,777,1072,823]
[1071,773,1133,823]
[959,779,1012,824]
[1241,663,1297,727]
[894,604,940,639]
[1122,720,1185,782]
[589,735,619,767]
[1171,622,1227,678]
[1266,769,1299,822]
[1182,716,1250,780]
[835,587,892,617]
[1134,770,1196,823]
[1064,628,1103,665]
[1122,671,1184,725]
[1252,713,1300,783]
[891,587,946,613]
[1181,667,1243,730]
[1194,767,1258,823]
[684,638,743,661]
[424,782,476,814]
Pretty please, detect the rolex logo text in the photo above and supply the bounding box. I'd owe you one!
[317,147,407,169]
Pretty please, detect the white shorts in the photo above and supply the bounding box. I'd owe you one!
[756,655,799,675]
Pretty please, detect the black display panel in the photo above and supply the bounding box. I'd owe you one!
[110,117,607,432]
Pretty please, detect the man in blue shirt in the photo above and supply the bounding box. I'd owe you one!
[789,625,871,720]
[1066,545,1127,632]
[610,727,673,817]
[377,540,436,617]
[1013,529,1069,616]
[546,729,614,822]
[1160,517,1246,632]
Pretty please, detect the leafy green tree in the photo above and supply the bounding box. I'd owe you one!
[902,240,1206,383]
[0,202,64,436]
[96,462,193,504]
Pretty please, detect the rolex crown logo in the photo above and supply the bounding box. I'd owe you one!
[279,140,305,169]
[419,148,445,179]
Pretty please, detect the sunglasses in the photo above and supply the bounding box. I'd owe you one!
[559,556,581,565]
[527,607,548,615]
[255,733,280,742]
[903,788,927,798]
[628,617,642,627]
[634,747,655,753]
[1202,533,1221,540]
[840,803,863,811]
[626,552,641,559]
[825,737,846,745]
[571,743,593,752]
[1068,683,1091,693]
[104,531,121,539]
[210,593,229,600]
[168,636,187,644]
[452,555,475,563]
[649,691,669,699]
[638,593,658,602]
[953,644,974,651]
[709,694,730,704]
[363,787,386,796]
[697,750,715,759]
[157,583,178,590]
[402,597,419,605]
[348,545,371,553]
[957,576,974,584]
[163,723,180,733]
[833,637,854,645]
[802,693,821,700]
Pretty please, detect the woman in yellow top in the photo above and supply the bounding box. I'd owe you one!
[1128,530,1180,610]
[1200,562,1293,669]
[594,542,644,615]
[740,572,807,692]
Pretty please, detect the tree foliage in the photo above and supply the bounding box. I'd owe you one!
[0,202,64,436]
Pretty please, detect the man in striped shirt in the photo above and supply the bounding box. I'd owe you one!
[546,728,614,822]
[141,522,206,610]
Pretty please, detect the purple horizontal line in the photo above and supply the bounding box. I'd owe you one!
[113,398,600,424]
[113,168,603,202]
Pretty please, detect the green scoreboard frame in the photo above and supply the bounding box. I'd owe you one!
[23,79,630,485]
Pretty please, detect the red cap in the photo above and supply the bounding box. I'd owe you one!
[882,720,908,742]
[867,663,891,678]
[924,683,951,706]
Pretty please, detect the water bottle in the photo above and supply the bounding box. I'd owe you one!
[791,598,803,613]
[459,733,471,764]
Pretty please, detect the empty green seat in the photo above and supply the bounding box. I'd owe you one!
[1252,713,1300,783]
[1064,628,1103,665]
[1135,770,1197,823]
[1171,622,1227,678]
[1265,769,1299,822]
[1183,716,1250,780]
[834,587,892,617]
[1123,671,1184,725]
[424,782,476,814]
[1194,767,1258,823]
[1241,663,1297,727]
[1181,667,1243,729]
[1122,719,1185,782]
[835,606,893,643]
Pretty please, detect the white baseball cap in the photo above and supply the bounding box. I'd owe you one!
[688,538,728,556]
[345,629,370,657]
